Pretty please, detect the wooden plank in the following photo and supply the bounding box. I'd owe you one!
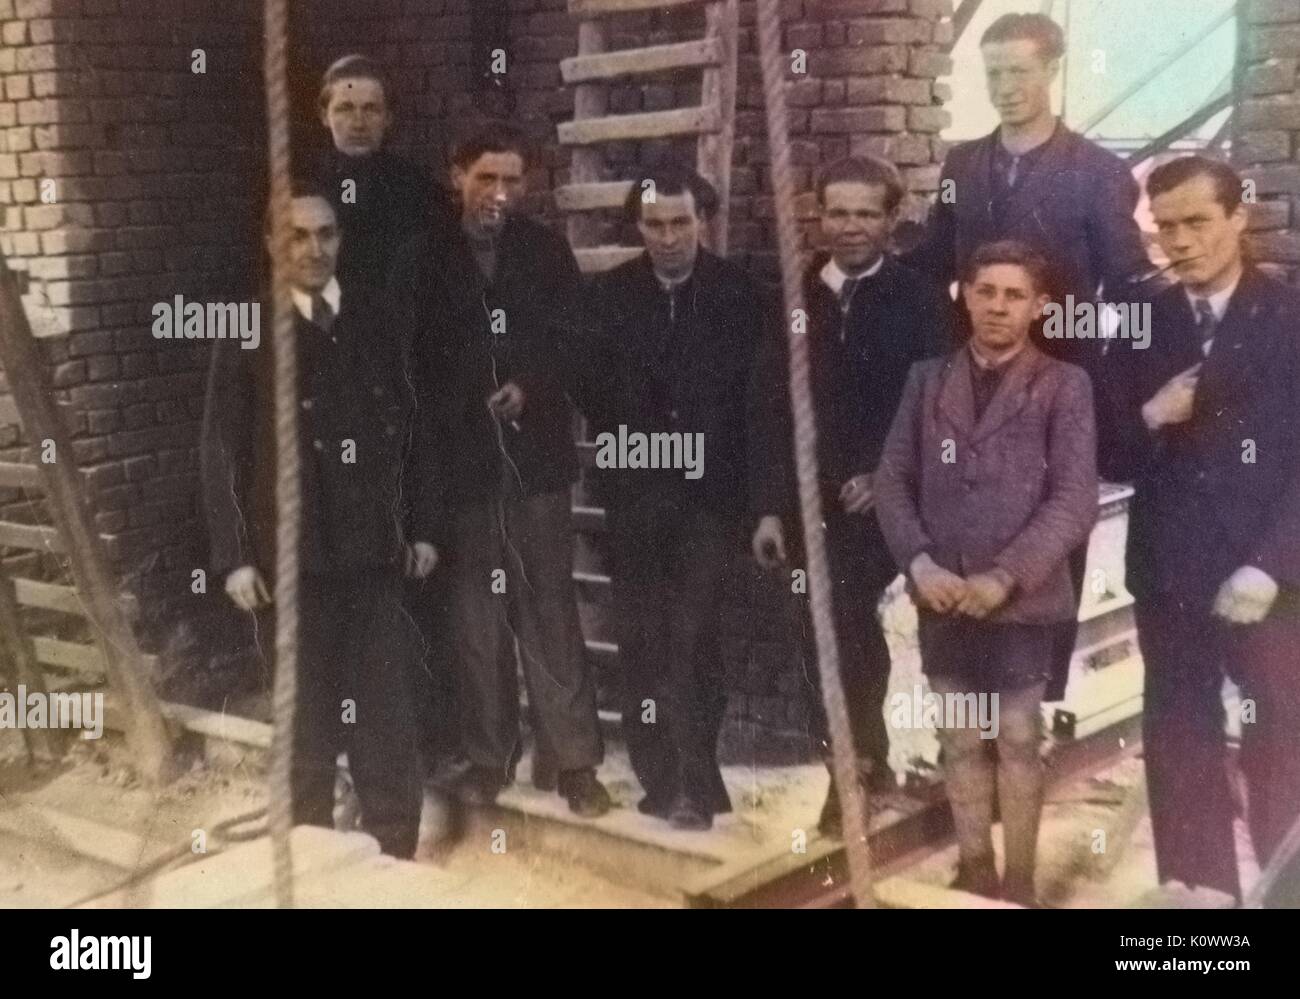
[13,577,83,615]
[0,572,62,760]
[566,20,610,252]
[32,636,105,675]
[0,461,42,489]
[574,246,644,274]
[569,0,709,16]
[555,180,635,212]
[558,105,721,146]
[0,520,65,553]
[561,38,721,84]
[0,251,174,782]
[698,0,738,254]
[572,504,607,533]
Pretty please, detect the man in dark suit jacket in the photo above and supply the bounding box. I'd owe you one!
[1102,156,1300,903]
[903,11,1153,705]
[748,156,952,835]
[390,123,609,817]
[309,54,453,292]
[578,165,759,829]
[876,240,1098,904]
[200,184,439,858]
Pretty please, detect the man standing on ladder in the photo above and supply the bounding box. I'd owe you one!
[201,181,439,858]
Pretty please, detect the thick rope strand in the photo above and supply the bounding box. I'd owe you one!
[755,0,875,908]
[263,0,300,910]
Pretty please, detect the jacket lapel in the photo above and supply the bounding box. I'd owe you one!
[936,348,977,439]
[1196,267,1269,409]
[971,344,1043,443]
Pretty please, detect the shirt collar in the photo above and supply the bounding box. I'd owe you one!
[969,341,1025,371]
[1185,274,1240,323]
[820,254,885,296]
[292,277,341,324]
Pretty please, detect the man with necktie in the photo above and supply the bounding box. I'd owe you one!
[200,182,439,857]
[748,156,953,835]
[1102,155,1300,902]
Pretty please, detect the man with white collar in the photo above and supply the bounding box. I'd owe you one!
[1103,155,1300,903]
[201,182,439,857]
[748,156,953,835]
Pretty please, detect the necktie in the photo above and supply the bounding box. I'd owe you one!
[1005,154,1022,189]
[839,275,862,312]
[309,293,335,334]
[1193,297,1217,354]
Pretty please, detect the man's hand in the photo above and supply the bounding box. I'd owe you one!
[956,570,1014,620]
[910,553,968,614]
[1212,565,1279,625]
[405,541,439,579]
[488,382,526,423]
[839,473,874,516]
[752,515,787,570]
[1141,363,1201,432]
[225,565,270,612]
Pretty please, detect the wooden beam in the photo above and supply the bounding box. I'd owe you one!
[13,577,83,615]
[0,461,42,490]
[699,0,738,254]
[555,180,635,212]
[569,0,708,15]
[32,636,105,676]
[0,251,175,783]
[573,245,644,273]
[0,520,65,553]
[561,38,722,84]
[558,105,721,146]
[0,571,62,761]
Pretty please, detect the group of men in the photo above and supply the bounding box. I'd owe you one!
[199,10,1299,907]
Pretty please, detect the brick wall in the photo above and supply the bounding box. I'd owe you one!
[0,0,955,740]
[0,0,263,695]
[1235,0,1300,277]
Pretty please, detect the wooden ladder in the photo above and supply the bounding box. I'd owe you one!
[0,253,173,781]
[557,0,740,274]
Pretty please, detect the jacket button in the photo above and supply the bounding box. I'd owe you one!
[313,439,323,451]
[301,399,313,410]
[373,386,384,397]
[385,426,397,436]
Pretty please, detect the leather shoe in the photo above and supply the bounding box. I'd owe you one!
[950,856,1000,899]
[557,769,611,818]
[458,766,509,806]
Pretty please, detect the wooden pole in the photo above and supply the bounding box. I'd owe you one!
[0,252,174,783]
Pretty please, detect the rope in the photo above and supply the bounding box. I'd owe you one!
[754,0,875,908]
[263,0,300,910]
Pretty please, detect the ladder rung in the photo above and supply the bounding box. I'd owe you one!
[559,106,721,146]
[569,0,709,16]
[0,520,64,552]
[573,570,613,606]
[0,461,41,489]
[12,578,82,615]
[556,180,635,212]
[0,395,17,426]
[574,246,644,274]
[584,639,618,660]
[32,636,104,675]
[561,38,722,84]
[572,504,607,533]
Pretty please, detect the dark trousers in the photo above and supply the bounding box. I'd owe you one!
[1136,595,1300,901]
[278,570,422,858]
[613,491,734,814]
[1044,543,1088,702]
[449,488,603,776]
[795,506,894,769]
